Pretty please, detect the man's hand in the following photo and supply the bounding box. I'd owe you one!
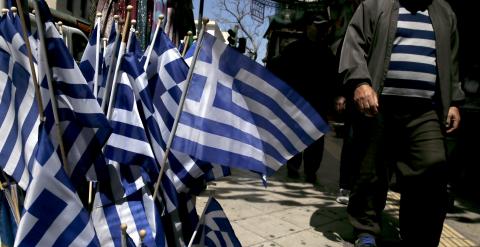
[446,106,460,133]
[353,84,379,117]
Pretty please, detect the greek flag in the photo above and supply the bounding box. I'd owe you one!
[92,186,165,247]
[119,52,198,246]
[127,27,143,61]
[0,13,40,190]
[101,19,120,106]
[142,28,229,194]
[0,190,17,247]
[14,123,99,247]
[103,51,159,183]
[37,4,111,189]
[191,197,241,247]
[79,16,103,98]
[172,32,330,176]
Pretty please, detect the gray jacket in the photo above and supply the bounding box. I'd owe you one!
[339,0,465,121]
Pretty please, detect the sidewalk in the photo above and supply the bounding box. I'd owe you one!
[195,133,479,247]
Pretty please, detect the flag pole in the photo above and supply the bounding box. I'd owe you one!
[152,17,210,200]
[12,0,44,223]
[100,14,120,113]
[14,1,44,118]
[139,229,146,246]
[0,172,20,224]
[126,19,136,51]
[187,194,214,247]
[106,5,133,120]
[93,12,102,98]
[32,0,70,174]
[57,21,63,36]
[87,13,102,208]
[143,14,164,71]
[120,223,128,247]
[181,30,192,57]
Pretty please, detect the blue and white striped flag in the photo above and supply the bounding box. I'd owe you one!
[92,186,165,247]
[121,51,199,246]
[100,19,120,106]
[0,13,40,190]
[0,190,17,247]
[91,50,165,246]
[143,28,230,194]
[37,4,111,189]
[172,32,330,176]
[127,27,143,61]
[191,197,241,247]
[79,16,103,99]
[103,51,159,183]
[14,123,99,247]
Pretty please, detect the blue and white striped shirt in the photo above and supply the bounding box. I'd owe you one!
[382,7,437,99]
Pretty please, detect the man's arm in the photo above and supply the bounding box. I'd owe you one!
[338,0,379,116]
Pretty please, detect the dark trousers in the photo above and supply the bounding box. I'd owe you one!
[347,109,448,247]
[339,123,356,190]
[287,136,325,180]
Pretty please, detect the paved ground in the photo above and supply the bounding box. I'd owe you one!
[196,132,480,247]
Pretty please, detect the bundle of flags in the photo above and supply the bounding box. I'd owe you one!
[0,0,329,246]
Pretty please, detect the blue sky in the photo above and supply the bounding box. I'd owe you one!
[192,0,275,64]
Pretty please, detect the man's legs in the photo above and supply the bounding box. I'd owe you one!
[347,113,389,238]
[398,110,448,246]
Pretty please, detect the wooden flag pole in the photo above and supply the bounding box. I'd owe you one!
[12,0,45,223]
[103,37,108,50]
[152,17,210,200]
[0,172,20,224]
[105,5,133,120]
[13,0,45,119]
[57,21,63,35]
[181,30,193,57]
[139,229,146,245]
[120,223,128,247]
[32,0,70,174]
[100,14,120,113]
[143,14,164,71]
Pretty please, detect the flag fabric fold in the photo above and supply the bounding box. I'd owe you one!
[121,51,200,247]
[37,10,111,189]
[191,197,241,247]
[91,185,165,247]
[14,123,99,247]
[142,28,230,195]
[0,13,40,190]
[172,32,330,177]
[79,17,103,99]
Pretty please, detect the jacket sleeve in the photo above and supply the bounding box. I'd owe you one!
[449,10,465,105]
[338,0,376,92]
